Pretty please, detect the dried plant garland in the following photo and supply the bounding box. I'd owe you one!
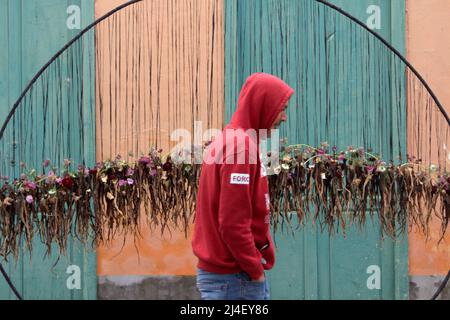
[0,142,448,262]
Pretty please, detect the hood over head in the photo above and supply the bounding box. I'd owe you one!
[229,73,295,131]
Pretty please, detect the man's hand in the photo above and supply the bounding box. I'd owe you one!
[252,274,265,282]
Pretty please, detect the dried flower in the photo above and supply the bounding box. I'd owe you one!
[163,161,173,171]
[64,159,71,168]
[139,156,152,165]
[25,181,37,190]
[274,165,281,175]
[3,197,13,206]
[365,166,375,174]
[26,195,33,204]
[377,166,386,173]
[61,176,74,189]
[126,167,134,177]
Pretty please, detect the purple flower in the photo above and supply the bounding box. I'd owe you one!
[127,178,134,185]
[56,177,62,184]
[332,146,337,152]
[338,154,346,162]
[118,179,126,187]
[317,149,326,155]
[150,169,157,177]
[139,156,152,165]
[26,195,33,204]
[42,159,50,168]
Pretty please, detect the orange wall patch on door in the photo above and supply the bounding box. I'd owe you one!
[94,0,224,276]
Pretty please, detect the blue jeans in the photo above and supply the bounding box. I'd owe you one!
[196,268,270,300]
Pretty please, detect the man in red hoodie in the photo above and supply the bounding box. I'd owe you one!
[192,73,294,300]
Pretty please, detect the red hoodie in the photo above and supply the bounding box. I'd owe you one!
[192,73,294,280]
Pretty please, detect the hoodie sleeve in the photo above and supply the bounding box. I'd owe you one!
[217,161,264,280]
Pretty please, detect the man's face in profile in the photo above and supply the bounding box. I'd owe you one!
[268,103,288,137]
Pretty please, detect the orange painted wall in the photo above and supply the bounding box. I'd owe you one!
[95,0,224,276]
[407,0,450,275]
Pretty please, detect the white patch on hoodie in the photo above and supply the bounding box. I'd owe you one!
[230,173,250,185]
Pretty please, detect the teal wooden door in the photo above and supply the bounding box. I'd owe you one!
[0,0,96,299]
[224,0,408,299]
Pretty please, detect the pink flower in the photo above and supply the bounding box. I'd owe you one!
[118,179,126,187]
[42,159,50,168]
[365,166,375,174]
[56,177,62,184]
[139,156,152,165]
[25,181,37,190]
[338,154,346,162]
[150,169,157,177]
[46,170,56,184]
[26,195,33,204]
[126,168,134,177]
[64,159,71,168]
[358,147,365,157]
